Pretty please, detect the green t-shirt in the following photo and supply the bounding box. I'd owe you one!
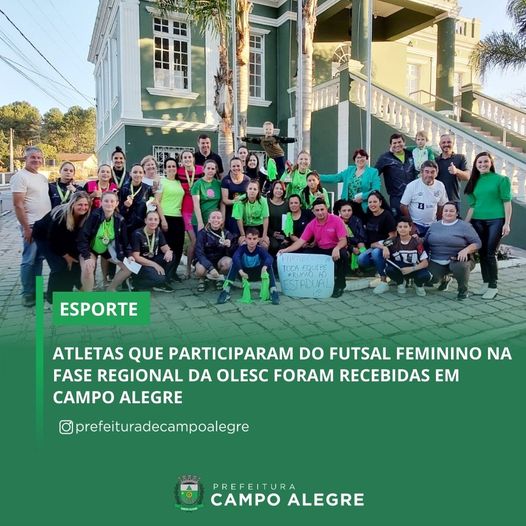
[467,172,512,220]
[302,188,330,210]
[394,152,405,163]
[190,178,222,225]
[91,216,115,254]
[159,178,184,217]
[284,169,309,198]
[232,197,269,226]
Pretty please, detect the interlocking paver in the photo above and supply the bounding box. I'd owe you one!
[1,211,525,343]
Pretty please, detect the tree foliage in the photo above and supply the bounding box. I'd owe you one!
[0,101,95,167]
[471,0,526,76]
[0,101,41,146]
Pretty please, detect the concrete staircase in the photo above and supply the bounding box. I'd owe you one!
[319,71,526,201]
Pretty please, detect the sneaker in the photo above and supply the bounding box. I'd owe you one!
[474,283,489,296]
[457,289,469,300]
[438,275,452,292]
[415,286,426,297]
[482,287,498,300]
[125,278,134,292]
[331,287,344,298]
[373,281,390,294]
[22,295,36,308]
[217,290,231,304]
[270,290,280,305]
[397,283,407,295]
[153,284,175,293]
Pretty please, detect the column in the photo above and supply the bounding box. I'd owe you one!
[351,0,370,65]
[435,16,456,112]
[120,0,143,119]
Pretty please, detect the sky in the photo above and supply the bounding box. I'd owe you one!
[0,0,523,115]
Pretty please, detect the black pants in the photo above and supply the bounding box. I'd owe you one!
[164,216,185,280]
[134,254,175,289]
[41,243,81,303]
[471,218,504,288]
[304,247,348,290]
[385,265,432,286]
[388,195,403,220]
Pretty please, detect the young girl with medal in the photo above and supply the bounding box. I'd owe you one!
[78,191,132,292]
[130,210,175,292]
[232,180,270,248]
[177,150,204,278]
[191,159,223,232]
[84,164,118,209]
[49,162,82,208]
[119,163,154,239]
[156,157,185,282]
[111,146,130,188]
[195,210,236,292]
[284,151,311,198]
[301,171,330,210]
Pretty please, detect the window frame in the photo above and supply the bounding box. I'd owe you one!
[152,15,192,93]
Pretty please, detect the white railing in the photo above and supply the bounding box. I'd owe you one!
[312,78,339,112]
[348,73,526,200]
[475,93,526,138]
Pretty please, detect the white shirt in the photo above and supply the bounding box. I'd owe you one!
[400,178,448,227]
[10,168,51,225]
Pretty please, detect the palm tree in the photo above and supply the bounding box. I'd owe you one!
[471,0,526,76]
[156,0,234,163]
[297,1,318,154]
[236,0,251,140]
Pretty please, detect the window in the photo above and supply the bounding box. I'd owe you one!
[406,64,421,102]
[152,145,194,176]
[249,34,264,99]
[153,17,190,91]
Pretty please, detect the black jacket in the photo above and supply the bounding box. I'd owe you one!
[195,227,237,270]
[375,149,417,198]
[77,208,129,261]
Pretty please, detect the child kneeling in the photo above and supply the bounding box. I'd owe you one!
[385,217,432,296]
[217,227,279,305]
[195,211,236,292]
[131,211,175,292]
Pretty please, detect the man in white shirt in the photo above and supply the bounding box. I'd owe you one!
[11,147,51,307]
[400,160,448,236]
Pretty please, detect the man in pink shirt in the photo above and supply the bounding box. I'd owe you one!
[278,198,348,297]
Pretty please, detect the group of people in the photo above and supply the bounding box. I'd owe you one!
[11,123,512,307]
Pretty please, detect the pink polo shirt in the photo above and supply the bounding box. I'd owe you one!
[300,214,347,249]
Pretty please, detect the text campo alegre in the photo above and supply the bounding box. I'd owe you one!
[210,482,365,507]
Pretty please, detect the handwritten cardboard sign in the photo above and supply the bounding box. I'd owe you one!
[277,253,334,298]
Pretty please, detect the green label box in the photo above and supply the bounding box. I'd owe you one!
[52,292,150,326]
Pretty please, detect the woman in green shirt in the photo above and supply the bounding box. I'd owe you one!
[465,151,512,299]
[233,180,270,248]
[156,157,185,282]
[301,171,330,210]
[78,191,131,292]
[192,159,224,232]
[283,150,311,198]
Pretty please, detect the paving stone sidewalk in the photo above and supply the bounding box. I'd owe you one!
[1,211,525,344]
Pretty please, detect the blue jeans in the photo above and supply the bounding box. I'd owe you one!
[358,248,386,276]
[20,227,45,297]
